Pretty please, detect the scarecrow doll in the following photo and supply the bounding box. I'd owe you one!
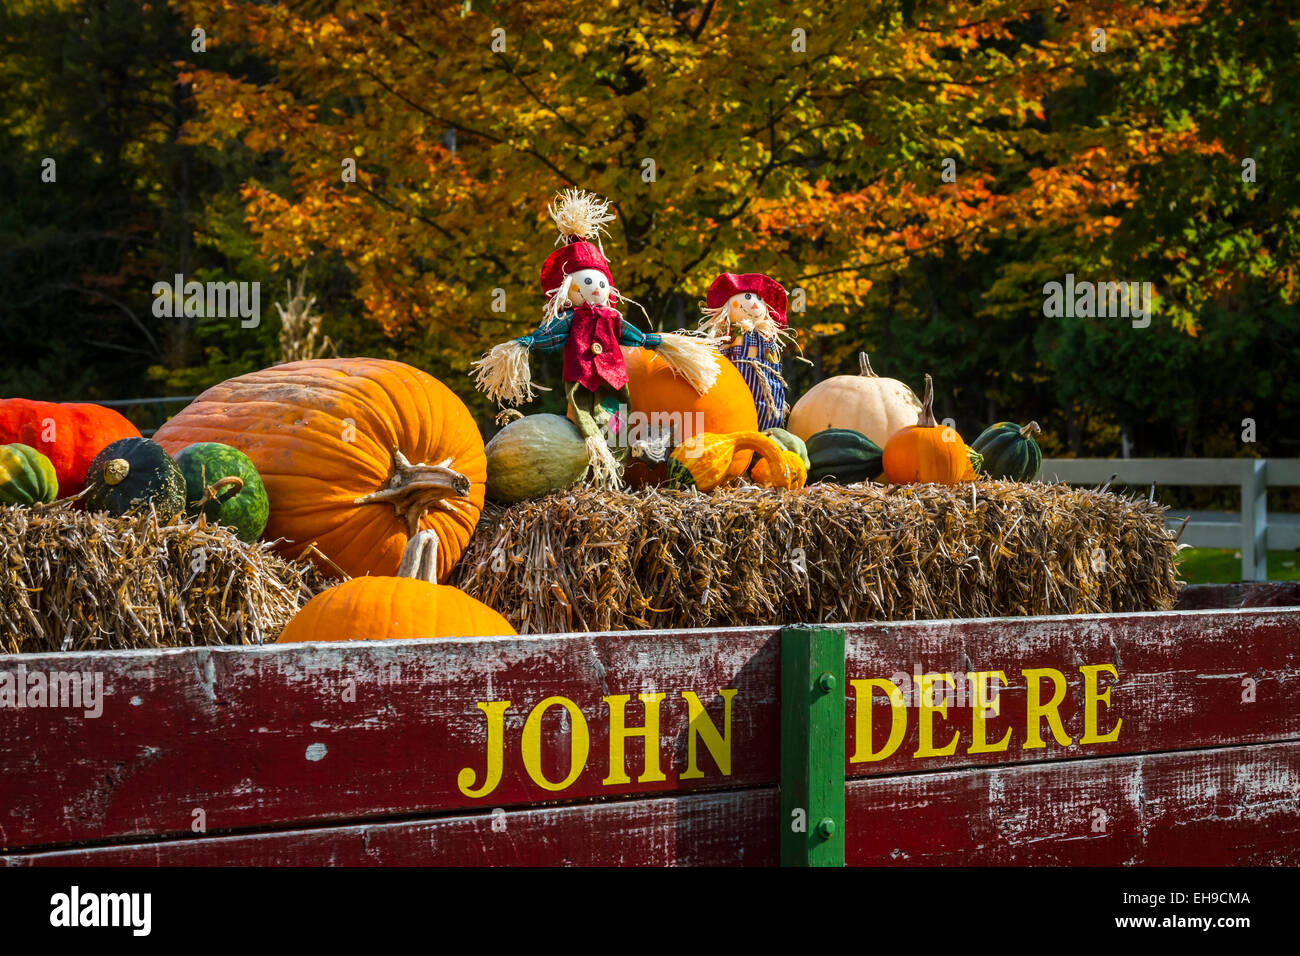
[473,189,720,487]
[698,273,795,430]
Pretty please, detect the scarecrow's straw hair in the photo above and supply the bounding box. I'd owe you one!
[0,504,330,653]
[548,188,615,251]
[452,481,1181,634]
[698,302,799,352]
[542,274,576,323]
[472,339,548,407]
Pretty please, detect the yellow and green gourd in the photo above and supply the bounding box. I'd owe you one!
[0,443,58,506]
[762,427,810,469]
[668,431,802,491]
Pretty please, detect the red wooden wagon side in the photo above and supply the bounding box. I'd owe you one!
[2,582,1298,866]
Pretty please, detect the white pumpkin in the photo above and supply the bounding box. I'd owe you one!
[787,352,922,447]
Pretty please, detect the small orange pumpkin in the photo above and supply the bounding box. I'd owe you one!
[881,374,979,484]
[277,531,515,643]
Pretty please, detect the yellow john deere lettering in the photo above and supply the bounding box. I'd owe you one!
[850,664,1121,763]
[457,689,737,799]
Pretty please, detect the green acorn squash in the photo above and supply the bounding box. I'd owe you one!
[83,437,186,521]
[971,421,1043,481]
[486,413,591,503]
[174,442,270,542]
[0,443,58,506]
[805,428,884,484]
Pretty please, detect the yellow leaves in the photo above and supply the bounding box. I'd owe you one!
[174,0,1222,356]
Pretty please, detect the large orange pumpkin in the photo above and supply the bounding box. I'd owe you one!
[154,358,485,581]
[881,374,979,485]
[621,346,758,481]
[277,531,514,642]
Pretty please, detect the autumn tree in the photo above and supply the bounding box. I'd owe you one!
[175,1,1225,382]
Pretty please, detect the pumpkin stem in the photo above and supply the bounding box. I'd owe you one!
[199,475,244,506]
[1019,421,1042,439]
[103,458,130,486]
[917,374,937,428]
[858,352,878,378]
[397,529,440,583]
[354,448,472,537]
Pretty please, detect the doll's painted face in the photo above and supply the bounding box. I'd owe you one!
[567,268,612,308]
[726,292,769,332]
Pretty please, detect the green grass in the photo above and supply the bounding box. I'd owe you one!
[1176,548,1300,584]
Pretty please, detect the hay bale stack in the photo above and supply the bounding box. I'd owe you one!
[453,482,1181,634]
[0,505,330,654]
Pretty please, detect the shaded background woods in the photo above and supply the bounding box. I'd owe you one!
[2,0,1297,471]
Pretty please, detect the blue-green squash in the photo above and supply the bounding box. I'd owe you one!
[485,413,591,503]
[971,421,1043,481]
[805,428,884,484]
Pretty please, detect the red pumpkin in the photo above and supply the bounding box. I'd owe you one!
[0,399,142,497]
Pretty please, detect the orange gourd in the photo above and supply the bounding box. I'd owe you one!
[669,430,796,491]
[881,374,979,485]
[277,531,514,643]
[622,346,758,482]
[750,449,807,489]
[154,358,485,581]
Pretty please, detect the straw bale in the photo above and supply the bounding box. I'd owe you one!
[452,481,1181,633]
[0,503,330,653]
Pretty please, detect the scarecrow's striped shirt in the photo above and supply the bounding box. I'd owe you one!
[724,330,786,430]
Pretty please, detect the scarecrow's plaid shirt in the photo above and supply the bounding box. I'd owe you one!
[517,309,663,351]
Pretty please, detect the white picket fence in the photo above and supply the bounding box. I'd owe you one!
[1038,458,1300,581]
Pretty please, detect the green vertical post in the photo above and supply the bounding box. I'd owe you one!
[780,626,846,866]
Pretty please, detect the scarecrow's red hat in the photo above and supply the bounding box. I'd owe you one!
[706,272,788,327]
[539,240,613,294]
